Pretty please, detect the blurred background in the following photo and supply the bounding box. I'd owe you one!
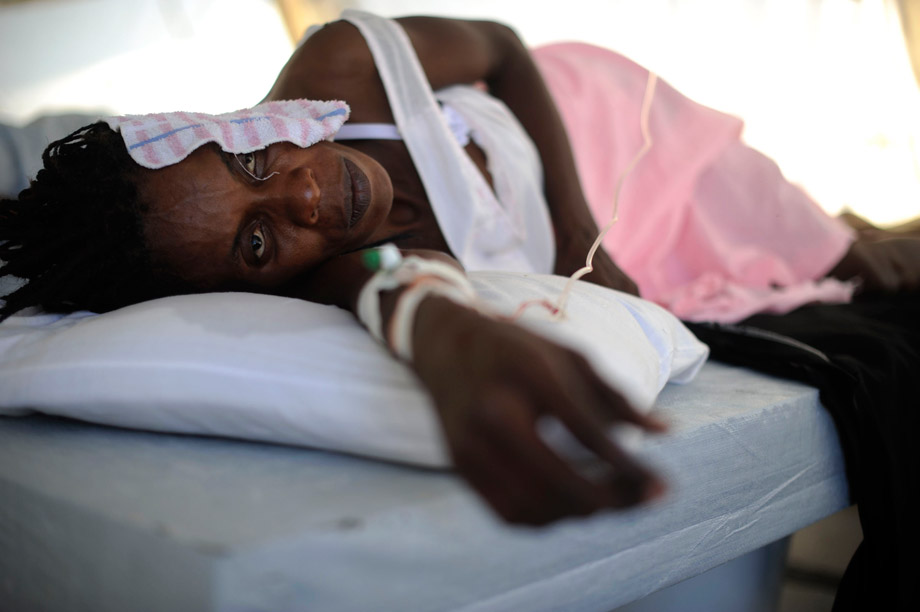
[1,0,918,225]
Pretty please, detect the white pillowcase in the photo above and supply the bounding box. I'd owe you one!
[0,271,707,467]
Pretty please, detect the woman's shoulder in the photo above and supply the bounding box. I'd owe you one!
[265,13,513,122]
[265,19,392,122]
[299,20,373,76]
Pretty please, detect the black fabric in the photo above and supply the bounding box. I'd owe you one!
[685,293,920,611]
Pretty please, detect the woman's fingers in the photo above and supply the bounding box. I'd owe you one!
[560,353,668,433]
[450,429,546,523]
[552,405,666,507]
[527,364,667,506]
[421,307,671,525]
[834,237,920,293]
[555,239,638,295]
[539,349,667,433]
[885,238,920,290]
[586,251,639,295]
[598,253,640,296]
[476,385,617,516]
[582,360,669,433]
[450,387,596,525]
[456,383,661,524]
[863,242,901,292]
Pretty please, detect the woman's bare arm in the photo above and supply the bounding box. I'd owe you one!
[287,250,666,525]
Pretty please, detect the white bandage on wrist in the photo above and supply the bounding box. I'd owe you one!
[387,280,475,361]
[355,247,478,361]
[356,246,407,343]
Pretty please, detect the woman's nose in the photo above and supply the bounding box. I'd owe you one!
[283,167,321,226]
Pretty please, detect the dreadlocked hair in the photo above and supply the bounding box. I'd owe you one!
[0,121,178,321]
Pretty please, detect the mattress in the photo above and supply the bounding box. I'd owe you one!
[0,361,849,612]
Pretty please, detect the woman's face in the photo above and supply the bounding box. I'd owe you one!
[138,141,394,292]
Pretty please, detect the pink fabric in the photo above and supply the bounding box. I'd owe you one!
[533,42,856,322]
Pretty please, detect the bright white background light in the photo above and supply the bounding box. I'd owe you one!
[0,0,294,119]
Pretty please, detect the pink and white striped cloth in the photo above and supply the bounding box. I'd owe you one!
[104,99,350,169]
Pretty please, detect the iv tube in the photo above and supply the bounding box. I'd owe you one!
[510,70,658,321]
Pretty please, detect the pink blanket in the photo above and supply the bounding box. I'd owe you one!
[533,42,855,323]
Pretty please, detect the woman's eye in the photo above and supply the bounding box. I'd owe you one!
[237,152,258,177]
[251,226,266,259]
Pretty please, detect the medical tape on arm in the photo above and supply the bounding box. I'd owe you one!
[387,277,476,361]
[356,246,478,361]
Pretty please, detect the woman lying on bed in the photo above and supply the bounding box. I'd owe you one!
[1,9,918,552]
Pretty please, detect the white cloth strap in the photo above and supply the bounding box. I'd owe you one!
[388,281,475,361]
[339,10,480,264]
[335,123,402,141]
[335,104,472,147]
[355,253,479,360]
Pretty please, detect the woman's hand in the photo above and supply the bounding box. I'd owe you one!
[554,225,639,296]
[829,235,920,294]
[296,249,662,525]
[411,296,666,526]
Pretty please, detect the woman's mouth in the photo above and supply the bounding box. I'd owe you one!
[344,158,371,228]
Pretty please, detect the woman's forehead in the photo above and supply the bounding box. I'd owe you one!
[138,146,244,287]
[140,145,235,215]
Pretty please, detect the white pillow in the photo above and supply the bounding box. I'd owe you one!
[0,272,707,467]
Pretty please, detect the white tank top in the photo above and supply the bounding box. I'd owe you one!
[300,10,555,273]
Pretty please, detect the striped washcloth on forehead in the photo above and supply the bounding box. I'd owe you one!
[104,99,350,170]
